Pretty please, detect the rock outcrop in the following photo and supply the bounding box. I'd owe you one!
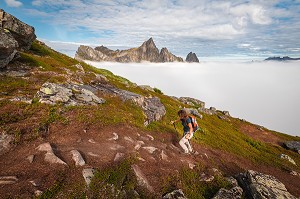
[75,38,183,63]
[284,141,300,154]
[265,56,300,61]
[0,9,36,68]
[237,170,296,199]
[185,52,199,62]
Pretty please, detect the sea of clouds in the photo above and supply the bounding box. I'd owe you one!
[87,60,300,137]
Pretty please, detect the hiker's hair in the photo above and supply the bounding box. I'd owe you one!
[178,109,188,118]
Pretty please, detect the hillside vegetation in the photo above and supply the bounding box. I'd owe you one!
[0,41,299,198]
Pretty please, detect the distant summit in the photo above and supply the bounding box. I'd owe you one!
[185,52,199,62]
[265,56,300,61]
[75,38,183,63]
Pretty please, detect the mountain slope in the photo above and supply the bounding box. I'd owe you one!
[1,40,300,198]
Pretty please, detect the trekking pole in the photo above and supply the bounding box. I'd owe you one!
[173,123,177,132]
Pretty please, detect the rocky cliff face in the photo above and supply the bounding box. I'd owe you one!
[186,52,199,62]
[75,38,183,63]
[0,9,36,68]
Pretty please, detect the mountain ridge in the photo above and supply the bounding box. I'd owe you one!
[75,37,184,63]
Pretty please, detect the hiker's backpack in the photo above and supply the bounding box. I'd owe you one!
[188,115,199,132]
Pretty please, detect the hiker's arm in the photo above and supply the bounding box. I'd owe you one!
[188,123,193,133]
[170,118,180,124]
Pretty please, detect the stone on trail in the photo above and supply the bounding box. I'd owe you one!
[26,155,34,163]
[70,150,86,166]
[37,142,67,165]
[108,132,119,141]
[142,146,158,154]
[0,176,18,185]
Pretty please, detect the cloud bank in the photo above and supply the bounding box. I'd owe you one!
[87,60,300,137]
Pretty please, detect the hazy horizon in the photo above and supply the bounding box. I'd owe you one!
[87,60,300,137]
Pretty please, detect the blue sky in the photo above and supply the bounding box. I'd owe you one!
[1,0,300,59]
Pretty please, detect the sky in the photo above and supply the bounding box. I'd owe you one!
[1,0,300,59]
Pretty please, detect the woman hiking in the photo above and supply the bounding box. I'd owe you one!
[171,109,195,154]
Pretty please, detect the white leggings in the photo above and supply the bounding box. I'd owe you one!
[179,133,193,153]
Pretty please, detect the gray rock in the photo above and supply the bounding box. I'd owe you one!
[237,170,296,199]
[0,132,14,155]
[0,28,18,68]
[36,82,105,106]
[37,142,67,165]
[179,97,205,108]
[70,150,86,166]
[132,164,154,192]
[95,83,166,125]
[212,186,243,199]
[183,108,203,118]
[223,111,230,116]
[284,141,300,153]
[185,52,199,62]
[162,189,187,199]
[280,154,296,165]
[139,85,155,92]
[0,9,36,50]
[82,168,96,186]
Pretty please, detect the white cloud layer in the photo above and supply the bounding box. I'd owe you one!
[4,0,22,7]
[87,60,300,137]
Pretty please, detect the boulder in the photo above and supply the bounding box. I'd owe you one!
[212,186,243,199]
[283,141,300,154]
[95,83,166,125]
[143,96,166,126]
[185,52,199,62]
[0,29,18,68]
[237,170,296,199]
[70,150,86,166]
[37,142,67,165]
[36,82,105,106]
[0,9,36,50]
[179,97,205,108]
[0,9,36,67]
[183,108,203,118]
[162,189,187,199]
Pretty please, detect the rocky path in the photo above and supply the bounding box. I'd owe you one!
[0,124,299,198]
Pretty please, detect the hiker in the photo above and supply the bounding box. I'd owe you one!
[171,109,195,154]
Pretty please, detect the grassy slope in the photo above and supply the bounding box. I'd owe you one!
[1,41,299,198]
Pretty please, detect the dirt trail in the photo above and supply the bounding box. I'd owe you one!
[0,123,299,197]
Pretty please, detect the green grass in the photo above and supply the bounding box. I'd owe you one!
[162,166,232,199]
[90,157,153,198]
